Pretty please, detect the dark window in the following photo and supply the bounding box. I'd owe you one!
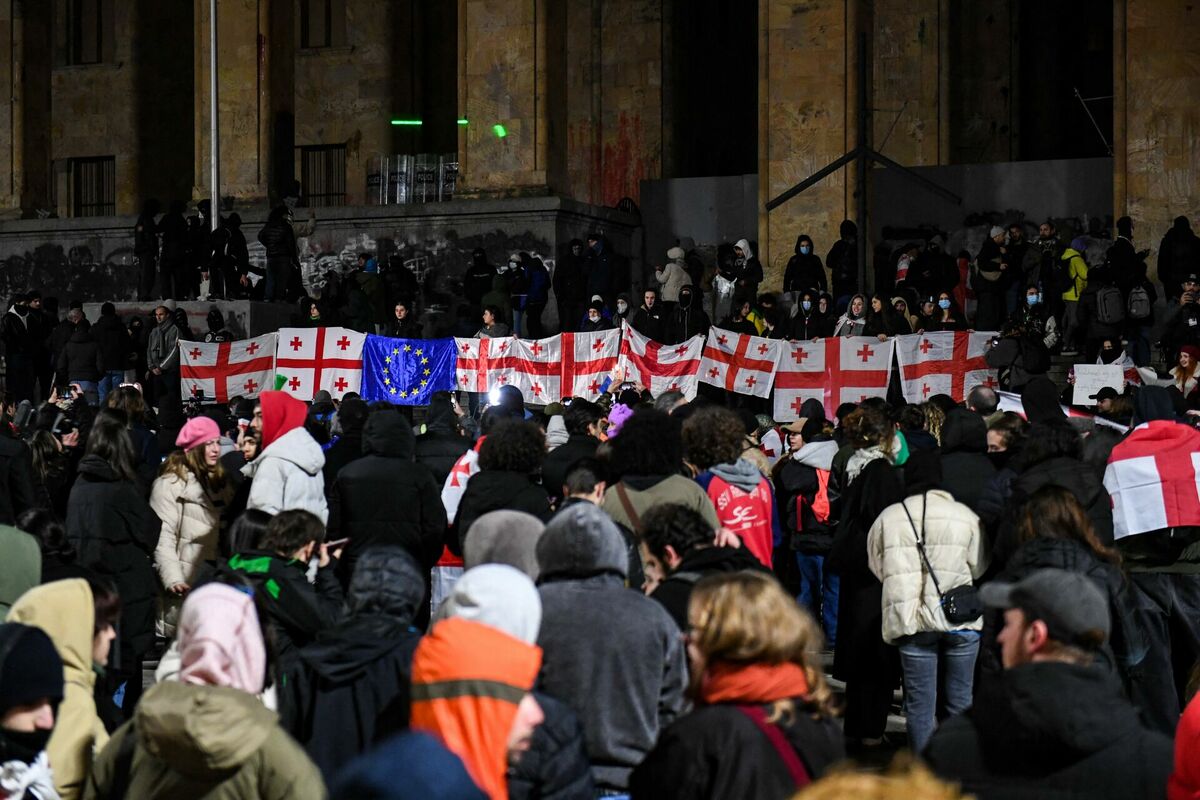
[299,145,346,207]
[70,156,115,217]
[66,0,103,65]
[299,0,347,49]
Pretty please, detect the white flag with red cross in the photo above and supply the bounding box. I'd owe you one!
[453,337,517,394]
[700,327,782,398]
[180,333,277,403]
[616,321,703,399]
[772,336,895,421]
[894,331,998,404]
[1105,420,1200,539]
[564,329,621,400]
[275,327,365,400]
[511,336,564,403]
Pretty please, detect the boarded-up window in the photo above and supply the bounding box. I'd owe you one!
[55,0,113,66]
[70,156,116,217]
[299,0,347,49]
[299,145,346,207]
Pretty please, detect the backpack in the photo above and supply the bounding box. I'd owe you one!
[1018,335,1051,374]
[795,468,831,531]
[1095,285,1125,325]
[1127,284,1151,320]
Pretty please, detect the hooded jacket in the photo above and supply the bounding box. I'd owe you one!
[654,258,689,304]
[0,525,39,616]
[91,311,131,372]
[8,579,108,800]
[1060,247,1089,302]
[66,455,158,658]
[925,662,1172,800]
[464,249,496,306]
[734,238,763,290]
[289,547,424,780]
[454,471,552,552]
[832,295,867,337]
[0,435,36,528]
[695,459,781,568]
[329,411,447,573]
[146,317,179,372]
[648,544,768,630]
[774,439,839,555]
[244,393,327,523]
[783,235,828,294]
[57,327,104,383]
[535,505,688,790]
[553,241,588,306]
[1009,455,1114,549]
[414,398,472,487]
[939,409,997,514]
[541,433,599,503]
[84,681,323,800]
[669,285,711,343]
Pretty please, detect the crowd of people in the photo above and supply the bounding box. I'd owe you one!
[0,210,1199,800]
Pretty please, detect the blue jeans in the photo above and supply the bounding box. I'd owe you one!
[1126,324,1153,367]
[795,552,838,647]
[512,307,525,338]
[70,379,100,407]
[898,630,980,754]
[98,370,124,405]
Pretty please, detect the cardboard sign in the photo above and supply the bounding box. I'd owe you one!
[1073,364,1124,405]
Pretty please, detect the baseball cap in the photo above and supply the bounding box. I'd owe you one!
[1088,386,1119,402]
[1184,273,1200,284]
[981,568,1110,649]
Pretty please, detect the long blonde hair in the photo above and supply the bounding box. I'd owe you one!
[160,444,227,497]
[687,571,836,719]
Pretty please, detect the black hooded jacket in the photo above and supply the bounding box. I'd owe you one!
[925,662,1172,800]
[782,235,827,294]
[453,470,552,553]
[414,397,472,486]
[92,311,132,371]
[648,545,768,630]
[669,285,711,343]
[463,248,495,306]
[57,326,104,383]
[328,411,448,573]
[939,409,996,514]
[554,239,589,305]
[288,547,424,781]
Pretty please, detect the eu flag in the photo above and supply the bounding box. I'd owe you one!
[360,335,458,405]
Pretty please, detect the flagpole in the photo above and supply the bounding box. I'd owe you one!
[210,0,220,230]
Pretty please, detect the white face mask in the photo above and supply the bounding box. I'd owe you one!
[617,301,628,314]
[588,313,600,323]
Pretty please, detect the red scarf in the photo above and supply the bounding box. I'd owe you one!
[699,660,810,705]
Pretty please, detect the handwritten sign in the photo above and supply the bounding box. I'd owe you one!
[1073,364,1124,406]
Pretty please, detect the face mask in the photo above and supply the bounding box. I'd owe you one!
[1101,348,1118,363]
[617,301,628,314]
[801,301,812,312]
[588,313,600,323]
[1027,294,1040,306]
[800,245,812,255]
[508,261,519,271]
[938,299,950,310]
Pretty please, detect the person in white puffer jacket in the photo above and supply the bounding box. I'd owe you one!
[243,390,328,523]
[654,246,689,306]
[867,449,988,753]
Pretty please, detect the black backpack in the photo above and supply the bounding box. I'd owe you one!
[1018,335,1051,373]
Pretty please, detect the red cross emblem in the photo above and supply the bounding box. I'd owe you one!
[243,378,258,393]
[531,382,543,397]
[922,383,932,398]
[334,377,349,393]
[290,336,303,351]
[856,344,875,362]
[592,339,605,352]
[745,375,758,389]
[674,345,689,356]
[461,342,471,353]
[716,334,728,346]
[757,343,770,355]
[791,347,808,365]
[530,341,543,357]
[919,339,933,354]
[245,342,260,356]
[791,396,806,416]
[588,380,601,394]
[336,336,352,351]
[461,374,470,386]
[189,348,202,360]
[496,374,508,384]
[983,375,998,388]
[498,341,509,353]
[708,367,720,378]
[288,376,301,391]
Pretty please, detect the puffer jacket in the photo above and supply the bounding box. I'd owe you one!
[8,579,109,800]
[244,427,328,523]
[83,681,324,800]
[654,261,689,304]
[867,490,988,644]
[151,470,232,589]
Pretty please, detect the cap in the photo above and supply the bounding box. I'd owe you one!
[980,568,1110,648]
[1088,386,1119,402]
[1185,273,1200,284]
[175,416,221,452]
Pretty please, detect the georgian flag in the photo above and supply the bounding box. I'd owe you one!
[180,333,276,403]
[565,329,621,400]
[617,321,703,400]
[895,331,999,404]
[700,327,782,398]
[773,336,894,421]
[275,327,365,400]
[453,337,517,394]
[1104,420,1200,539]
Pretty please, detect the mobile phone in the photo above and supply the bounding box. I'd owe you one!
[325,537,350,549]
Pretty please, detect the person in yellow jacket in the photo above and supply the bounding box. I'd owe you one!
[7,578,117,800]
[1060,237,1090,356]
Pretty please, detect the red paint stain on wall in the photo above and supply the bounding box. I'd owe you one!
[602,112,647,206]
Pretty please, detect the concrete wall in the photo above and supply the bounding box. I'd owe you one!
[639,174,757,278]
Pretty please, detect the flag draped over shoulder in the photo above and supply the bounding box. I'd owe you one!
[360,335,458,405]
[1104,420,1200,539]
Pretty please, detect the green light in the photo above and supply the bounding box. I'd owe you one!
[493,124,507,138]
[457,118,469,126]
[390,119,423,126]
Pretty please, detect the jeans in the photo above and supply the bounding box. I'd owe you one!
[70,379,100,407]
[512,307,525,338]
[98,370,125,405]
[1062,300,1080,351]
[1126,324,1153,367]
[898,630,980,753]
[796,552,839,646]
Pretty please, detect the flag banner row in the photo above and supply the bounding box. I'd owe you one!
[179,324,1000,413]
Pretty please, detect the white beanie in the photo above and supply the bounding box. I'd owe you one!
[438,564,542,644]
[989,226,1004,238]
[666,246,686,263]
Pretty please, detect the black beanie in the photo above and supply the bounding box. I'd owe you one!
[0,624,64,715]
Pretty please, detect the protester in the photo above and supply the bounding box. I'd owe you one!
[832,294,867,337]
[630,572,844,799]
[413,393,471,486]
[924,569,1173,800]
[540,399,603,504]
[783,234,828,295]
[454,419,551,547]
[244,391,328,522]
[669,284,710,342]
[0,623,63,800]
[938,408,996,514]
[535,503,687,792]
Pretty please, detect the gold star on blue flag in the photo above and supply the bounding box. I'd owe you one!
[362,334,458,406]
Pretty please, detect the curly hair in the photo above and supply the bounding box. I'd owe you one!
[607,409,682,479]
[681,406,745,471]
[842,405,894,451]
[478,419,546,474]
[639,503,716,563]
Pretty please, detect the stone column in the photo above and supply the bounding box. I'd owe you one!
[873,0,947,167]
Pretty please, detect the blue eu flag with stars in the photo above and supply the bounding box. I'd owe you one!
[360,335,457,405]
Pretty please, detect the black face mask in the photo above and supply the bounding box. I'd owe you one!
[0,726,52,764]
[1100,348,1120,364]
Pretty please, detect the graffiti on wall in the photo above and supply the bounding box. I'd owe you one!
[0,243,137,304]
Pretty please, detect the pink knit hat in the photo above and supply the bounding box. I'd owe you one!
[178,583,266,695]
[175,416,221,452]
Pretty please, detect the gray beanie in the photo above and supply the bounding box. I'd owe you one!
[989,225,1005,238]
[536,502,629,581]
[438,564,542,644]
[463,510,547,580]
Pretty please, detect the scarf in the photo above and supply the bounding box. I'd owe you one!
[846,445,889,483]
[0,752,59,800]
[699,661,810,705]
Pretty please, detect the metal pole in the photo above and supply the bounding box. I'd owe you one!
[856,32,869,294]
[209,0,219,230]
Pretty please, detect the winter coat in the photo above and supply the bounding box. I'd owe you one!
[783,244,827,294]
[541,434,599,503]
[91,313,132,371]
[669,286,711,343]
[553,244,588,305]
[66,455,158,657]
[655,261,689,304]
[0,525,39,616]
[536,516,688,791]
[414,423,472,490]
[939,409,996,514]
[84,681,324,800]
[1003,455,1114,558]
[648,545,768,630]
[774,439,838,555]
[695,459,781,568]
[0,435,36,526]
[832,313,865,338]
[243,427,329,523]
[631,306,667,343]
[7,580,107,800]
[924,662,1172,800]
[867,491,988,644]
[1061,248,1089,302]
[1077,278,1124,342]
[389,315,422,340]
[508,692,596,800]
[322,431,364,486]
[58,327,104,383]
[146,318,180,372]
[328,411,447,573]
[150,468,232,605]
[786,310,828,341]
[257,218,298,262]
[331,730,486,800]
[288,548,425,781]
[464,251,496,307]
[984,335,1043,391]
[454,470,552,551]
[601,474,720,536]
[629,700,844,800]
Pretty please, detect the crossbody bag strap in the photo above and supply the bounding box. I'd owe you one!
[614,482,643,534]
[899,492,946,602]
[736,705,812,789]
